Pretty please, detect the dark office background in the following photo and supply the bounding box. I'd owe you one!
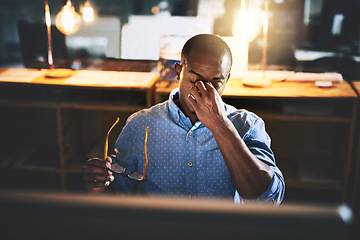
[1,0,360,79]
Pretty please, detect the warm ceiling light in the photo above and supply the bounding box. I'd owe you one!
[232,0,263,42]
[82,1,95,23]
[55,0,81,35]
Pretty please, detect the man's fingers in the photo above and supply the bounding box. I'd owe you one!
[83,157,114,193]
[83,164,111,176]
[204,81,215,92]
[190,81,214,100]
[83,174,114,190]
[190,81,206,97]
[195,80,207,92]
[86,181,107,189]
[188,81,210,110]
[85,158,111,172]
[82,157,113,186]
[83,173,113,182]
[189,85,200,99]
[86,157,111,167]
[187,93,197,111]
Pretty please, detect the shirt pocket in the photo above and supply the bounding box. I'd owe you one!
[144,136,186,194]
[205,148,235,196]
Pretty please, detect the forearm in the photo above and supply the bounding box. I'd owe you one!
[210,118,273,199]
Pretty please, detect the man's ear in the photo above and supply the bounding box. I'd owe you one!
[174,62,182,80]
[226,72,231,83]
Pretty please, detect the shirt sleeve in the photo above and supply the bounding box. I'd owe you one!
[235,111,285,204]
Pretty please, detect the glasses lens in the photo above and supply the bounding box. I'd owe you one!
[127,172,144,181]
[109,163,126,174]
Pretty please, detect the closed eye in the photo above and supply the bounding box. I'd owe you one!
[210,82,222,89]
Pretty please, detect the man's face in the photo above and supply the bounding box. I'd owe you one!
[175,50,231,113]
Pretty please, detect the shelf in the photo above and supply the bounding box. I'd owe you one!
[59,108,131,174]
[277,159,344,191]
[21,146,61,168]
[266,118,350,200]
[0,85,150,108]
[224,97,356,122]
[0,168,62,191]
[0,106,60,167]
[59,103,145,112]
[64,163,84,174]
[0,145,61,171]
[285,179,343,191]
[260,113,353,123]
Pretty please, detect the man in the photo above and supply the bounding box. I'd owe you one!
[83,34,284,204]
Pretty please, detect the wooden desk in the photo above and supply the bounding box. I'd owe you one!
[351,81,360,215]
[156,78,355,99]
[156,79,358,203]
[0,67,158,192]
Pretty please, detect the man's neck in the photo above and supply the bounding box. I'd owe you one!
[174,99,198,125]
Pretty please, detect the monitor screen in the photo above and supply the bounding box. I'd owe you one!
[306,0,360,54]
[0,191,353,240]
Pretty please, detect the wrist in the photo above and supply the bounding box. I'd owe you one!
[208,116,232,136]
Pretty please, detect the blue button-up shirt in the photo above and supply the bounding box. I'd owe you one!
[112,88,284,204]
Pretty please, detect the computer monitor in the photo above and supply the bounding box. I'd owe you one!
[308,0,360,55]
[0,191,354,240]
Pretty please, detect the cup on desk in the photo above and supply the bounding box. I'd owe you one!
[158,35,188,81]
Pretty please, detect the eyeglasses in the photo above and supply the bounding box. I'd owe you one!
[104,117,149,182]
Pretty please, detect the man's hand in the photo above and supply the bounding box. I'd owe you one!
[188,81,273,199]
[82,156,114,194]
[187,81,228,131]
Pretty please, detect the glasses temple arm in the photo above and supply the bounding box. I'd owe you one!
[104,117,119,161]
[142,127,149,180]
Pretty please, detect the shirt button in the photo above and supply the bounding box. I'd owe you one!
[189,131,193,136]
[176,117,179,121]
[179,113,183,116]
[188,162,193,167]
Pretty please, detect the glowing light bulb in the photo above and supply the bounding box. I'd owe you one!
[82,1,95,23]
[232,10,262,42]
[55,0,81,35]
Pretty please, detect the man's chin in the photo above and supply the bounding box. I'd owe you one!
[187,104,196,115]
[178,97,197,116]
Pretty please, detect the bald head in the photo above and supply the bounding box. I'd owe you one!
[181,34,233,70]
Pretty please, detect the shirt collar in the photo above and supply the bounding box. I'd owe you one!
[169,88,192,129]
[168,87,180,112]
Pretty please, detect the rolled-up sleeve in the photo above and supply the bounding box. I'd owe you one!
[233,111,285,204]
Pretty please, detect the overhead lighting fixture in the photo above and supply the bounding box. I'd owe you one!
[81,1,96,23]
[55,0,82,35]
[43,0,96,77]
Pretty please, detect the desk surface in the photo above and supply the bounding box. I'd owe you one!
[156,79,357,99]
[352,81,360,96]
[0,68,159,90]
[0,67,159,107]
[1,68,357,99]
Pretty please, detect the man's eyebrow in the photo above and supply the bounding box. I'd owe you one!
[189,70,203,79]
[188,70,225,81]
